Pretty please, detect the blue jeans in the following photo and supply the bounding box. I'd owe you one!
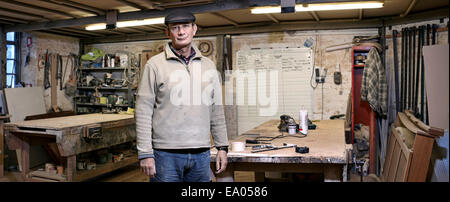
[150,148,211,182]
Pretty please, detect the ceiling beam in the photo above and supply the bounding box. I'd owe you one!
[46,0,104,16]
[2,0,80,18]
[35,30,83,38]
[210,12,239,26]
[94,29,130,35]
[386,6,448,26]
[115,0,149,10]
[5,0,286,32]
[359,9,363,20]
[265,14,279,24]
[119,27,148,33]
[7,0,445,33]
[58,27,106,37]
[51,0,106,15]
[0,20,15,25]
[0,7,50,20]
[310,11,320,21]
[81,18,383,44]
[141,0,164,10]
[40,29,88,38]
[159,0,213,8]
[0,15,31,24]
[400,0,417,17]
[146,25,166,31]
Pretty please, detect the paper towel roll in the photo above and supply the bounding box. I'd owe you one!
[231,142,245,152]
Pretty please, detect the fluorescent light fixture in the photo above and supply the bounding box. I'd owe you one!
[86,23,106,30]
[251,1,383,14]
[251,6,281,14]
[86,17,165,30]
[296,2,384,11]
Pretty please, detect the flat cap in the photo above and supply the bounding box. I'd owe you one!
[164,10,196,25]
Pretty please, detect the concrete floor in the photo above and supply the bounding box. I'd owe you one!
[0,164,378,182]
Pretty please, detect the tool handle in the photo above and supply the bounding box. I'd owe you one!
[251,145,294,153]
[246,139,259,144]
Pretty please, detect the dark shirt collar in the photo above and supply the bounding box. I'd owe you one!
[169,43,196,65]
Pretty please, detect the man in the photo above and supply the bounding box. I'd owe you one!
[136,10,229,182]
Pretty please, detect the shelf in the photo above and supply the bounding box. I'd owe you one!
[353,64,365,68]
[77,86,134,90]
[79,67,135,71]
[74,153,138,181]
[76,103,129,107]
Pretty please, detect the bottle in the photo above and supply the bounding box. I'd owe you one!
[299,110,308,135]
[288,118,297,135]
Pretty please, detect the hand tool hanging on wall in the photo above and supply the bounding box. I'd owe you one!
[392,30,400,112]
[411,27,416,113]
[51,54,59,112]
[400,28,406,112]
[419,26,425,121]
[57,54,63,90]
[65,54,77,97]
[404,28,408,111]
[432,24,437,45]
[44,50,51,89]
[408,27,413,110]
[414,26,422,116]
[404,28,409,110]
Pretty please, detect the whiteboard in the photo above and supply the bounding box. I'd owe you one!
[232,48,314,135]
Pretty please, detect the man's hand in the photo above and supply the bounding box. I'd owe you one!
[140,158,156,177]
[215,150,228,174]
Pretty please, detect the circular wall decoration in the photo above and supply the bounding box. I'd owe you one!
[198,41,213,56]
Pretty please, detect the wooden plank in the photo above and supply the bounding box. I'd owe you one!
[407,135,436,182]
[393,127,413,160]
[382,128,396,181]
[25,111,76,120]
[66,155,76,181]
[29,170,66,181]
[0,120,4,177]
[397,112,425,135]
[3,87,46,123]
[21,136,30,179]
[386,139,401,182]
[395,153,408,182]
[6,114,134,130]
[369,110,376,174]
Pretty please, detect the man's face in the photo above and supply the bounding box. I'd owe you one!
[166,22,197,49]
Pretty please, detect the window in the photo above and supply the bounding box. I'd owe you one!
[5,32,20,88]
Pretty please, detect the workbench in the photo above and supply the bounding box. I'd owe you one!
[3,113,136,182]
[1,115,11,177]
[211,120,352,182]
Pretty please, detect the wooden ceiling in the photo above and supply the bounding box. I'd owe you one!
[0,0,448,42]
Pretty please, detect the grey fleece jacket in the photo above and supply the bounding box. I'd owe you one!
[136,43,228,160]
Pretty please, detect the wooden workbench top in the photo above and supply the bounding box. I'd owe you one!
[212,119,350,164]
[5,113,134,130]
